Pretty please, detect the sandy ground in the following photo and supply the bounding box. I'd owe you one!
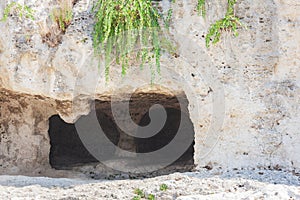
[0,169,299,200]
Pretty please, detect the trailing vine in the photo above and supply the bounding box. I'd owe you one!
[91,0,244,80]
[202,0,244,47]
[93,0,163,82]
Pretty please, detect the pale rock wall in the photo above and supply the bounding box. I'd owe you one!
[0,89,55,175]
[0,0,299,175]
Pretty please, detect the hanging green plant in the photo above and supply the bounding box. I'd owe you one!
[92,0,164,82]
[205,0,244,47]
[92,0,244,81]
[197,0,206,17]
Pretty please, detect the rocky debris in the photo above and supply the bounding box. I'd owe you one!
[0,169,299,199]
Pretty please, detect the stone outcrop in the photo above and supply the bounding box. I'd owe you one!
[0,0,299,177]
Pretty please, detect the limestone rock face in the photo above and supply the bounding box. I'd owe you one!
[0,0,299,176]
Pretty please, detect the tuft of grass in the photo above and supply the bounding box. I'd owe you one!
[159,183,168,191]
[50,0,73,32]
[205,0,245,47]
[1,2,34,22]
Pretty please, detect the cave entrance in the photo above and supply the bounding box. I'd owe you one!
[48,91,195,175]
[48,111,120,169]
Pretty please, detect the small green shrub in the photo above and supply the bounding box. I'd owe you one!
[159,183,168,191]
[205,0,244,47]
[1,2,34,21]
[147,194,155,200]
[132,196,141,200]
[132,188,156,200]
[134,188,145,198]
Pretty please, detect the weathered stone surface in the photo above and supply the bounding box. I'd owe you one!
[0,0,299,177]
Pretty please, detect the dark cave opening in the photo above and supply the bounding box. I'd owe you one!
[135,107,195,166]
[48,92,195,174]
[48,111,120,169]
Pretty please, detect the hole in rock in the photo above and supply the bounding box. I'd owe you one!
[48,91,195,177]
[49,112,120,169]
